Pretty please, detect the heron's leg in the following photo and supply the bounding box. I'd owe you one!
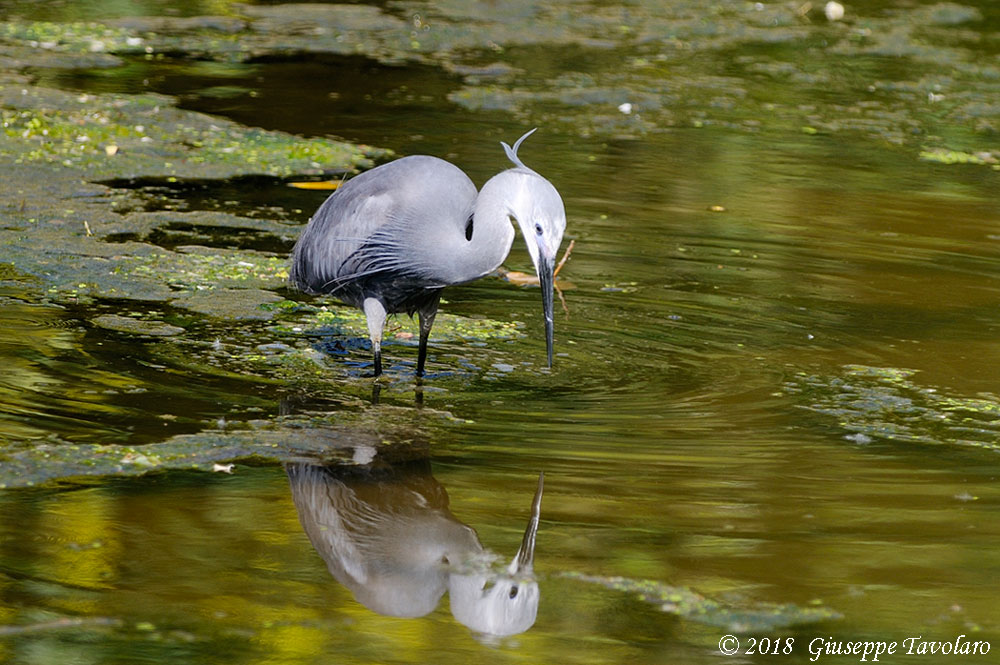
[416,295,441,377]
[363,297,387,377]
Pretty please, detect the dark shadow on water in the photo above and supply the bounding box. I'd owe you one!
[95,174,336,251]
[102,221,292,253]
[34,52,463,148]
[101,171,322,211]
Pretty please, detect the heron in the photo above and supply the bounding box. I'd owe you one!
[286,461,544,636]
[289,129,566,377]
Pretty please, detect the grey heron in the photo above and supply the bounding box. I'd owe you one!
[289,129,566,376]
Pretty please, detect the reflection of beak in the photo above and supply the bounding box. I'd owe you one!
[537,253,555,367]
[512,473,544,575]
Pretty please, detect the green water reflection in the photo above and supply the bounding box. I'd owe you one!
[2,0,1000,663]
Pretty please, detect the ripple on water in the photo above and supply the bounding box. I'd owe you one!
[0,296,280,445]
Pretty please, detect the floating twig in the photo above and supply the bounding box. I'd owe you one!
[554,238,575,278]
[287,180,342,191]
[499,239,576,316]
[501,239,576,286]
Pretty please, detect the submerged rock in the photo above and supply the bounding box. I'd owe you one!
[563,572,841,631]
[92,314,185,336]
[171,287,284,320]
[784,365,1000,455]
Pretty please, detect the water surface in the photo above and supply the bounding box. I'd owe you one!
[2,1,1000,663]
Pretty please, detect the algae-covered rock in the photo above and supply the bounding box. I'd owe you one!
[919,148,999,166]
[784,365,1000,454]
[1,226,294,308]
[0,60,386,330]
[266,299,521,343]
[0,20,146,56]
[0,409,443,488]
[0,82,382,179]
[171,287,283,320]
[92,314,185,336]
[563,572,841,631]
[113,247,290,293]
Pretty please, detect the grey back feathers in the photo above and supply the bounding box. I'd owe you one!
[290,156,481,313]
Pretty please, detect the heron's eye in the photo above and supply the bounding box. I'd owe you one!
[534,223,543,236]
[465,215,474,241]
[509,585,519,599]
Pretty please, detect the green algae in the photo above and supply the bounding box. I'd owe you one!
[162,297,526,387]
[73,289,523,399]
[94,207,298,249]
[5,1,998,165]
[172,287,283,320]
[0,261,40,283]
[91,313,184,336]
[562,572,841,632]
[0,20,145,55]
[266,299,522,343]
[0,410,439,488]
[919,147,1000,167]
[248,299,523,382]
[0,86,380,177]
[114,249,289,294]
[784,365,1000,455]
[1,226,293,310]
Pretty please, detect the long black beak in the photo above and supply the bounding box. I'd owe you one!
[513,472,544,575]
[538,256,555,367]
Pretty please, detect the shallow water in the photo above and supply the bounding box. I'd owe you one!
[3,1,1000,663]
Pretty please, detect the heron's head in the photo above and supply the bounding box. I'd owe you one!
[482,129,566,367]
[449,566,540,637]
[448,473,544,637]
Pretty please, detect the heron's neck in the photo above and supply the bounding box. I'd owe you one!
[463,170,523,277]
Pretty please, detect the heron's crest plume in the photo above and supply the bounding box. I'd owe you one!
[501,128,538,171]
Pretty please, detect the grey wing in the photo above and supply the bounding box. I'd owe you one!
[289,155,477,295]
[286,463,450,618]
[286,463,373,587]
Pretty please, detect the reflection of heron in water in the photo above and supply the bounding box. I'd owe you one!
[286,460,543,637]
